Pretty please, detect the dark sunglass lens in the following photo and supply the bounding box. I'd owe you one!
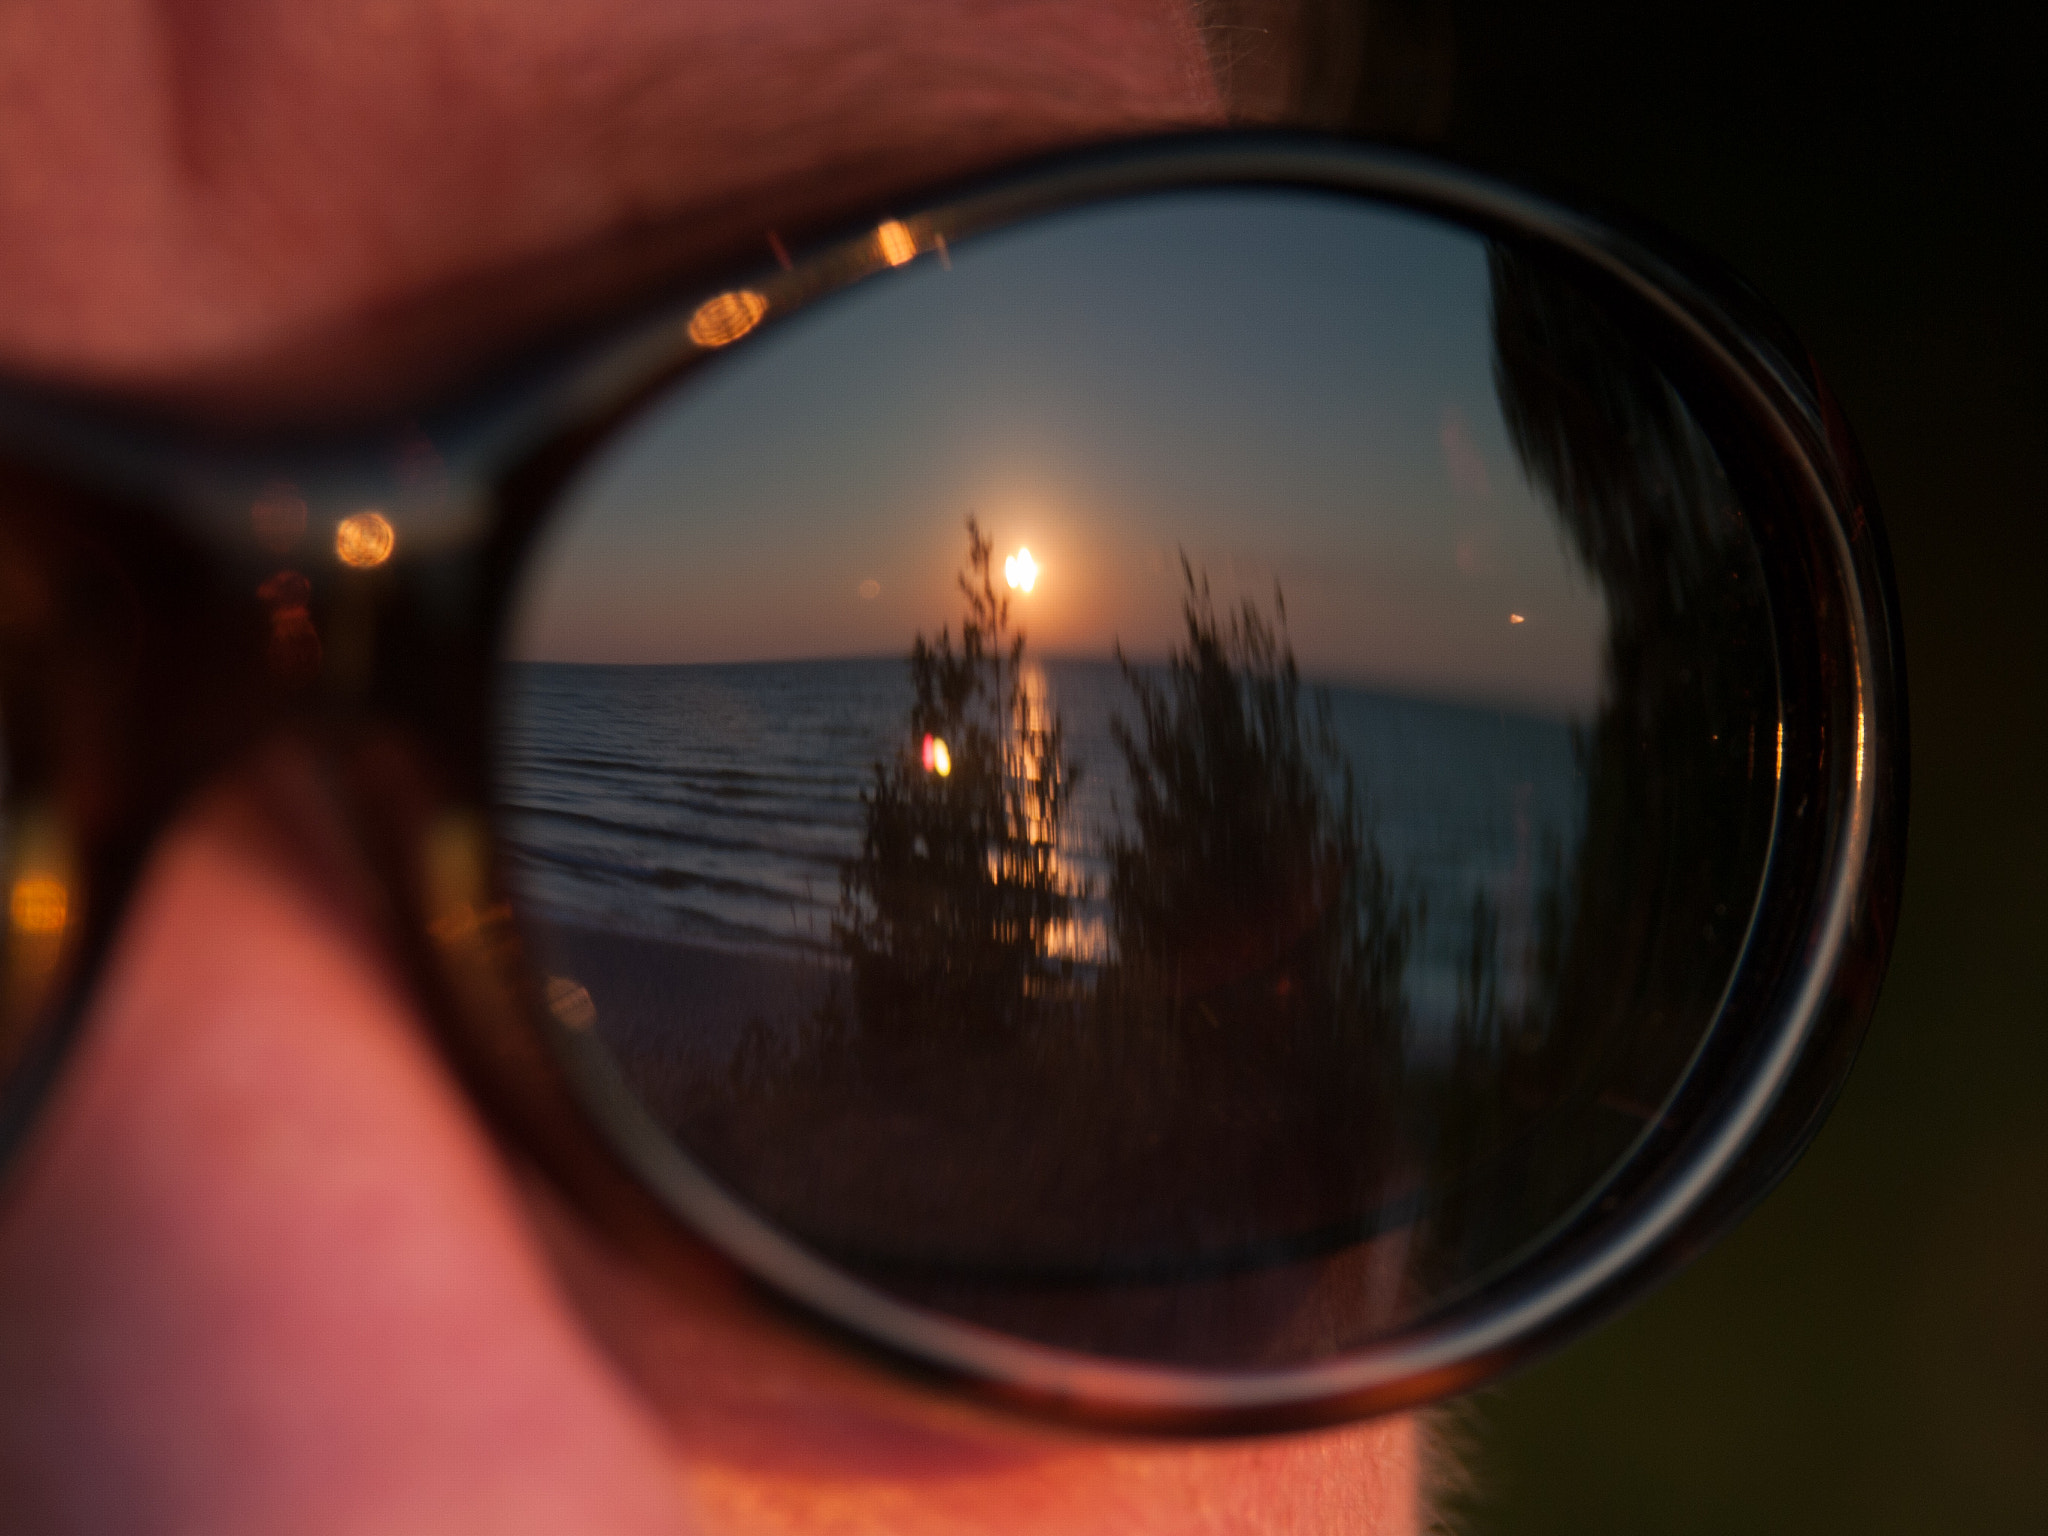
[493,188,1779,1370]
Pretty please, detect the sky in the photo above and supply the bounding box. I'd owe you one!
[509,188,1611,717]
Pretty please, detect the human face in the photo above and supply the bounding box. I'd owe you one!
[0,3,1421,1530]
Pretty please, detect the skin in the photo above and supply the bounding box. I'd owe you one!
[0,3,1420,1530]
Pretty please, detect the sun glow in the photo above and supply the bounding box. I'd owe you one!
[1004,547,1039,593]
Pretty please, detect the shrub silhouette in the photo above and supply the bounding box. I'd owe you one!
[1103,562,1412,1046]
[831,517,1086,1042]
[684,529,1426,1362]
[1077,565,1419,1257]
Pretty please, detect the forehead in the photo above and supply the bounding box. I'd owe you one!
[0,0,1219,403]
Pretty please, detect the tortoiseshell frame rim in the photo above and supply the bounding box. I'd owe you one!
[0,133,1905,1434]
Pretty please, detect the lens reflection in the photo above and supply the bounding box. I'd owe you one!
[494,190,1777,1368]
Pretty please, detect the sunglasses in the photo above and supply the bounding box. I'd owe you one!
[0,133,1904,1432]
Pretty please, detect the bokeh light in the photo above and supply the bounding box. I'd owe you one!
[876,220,917,267]
[688,290,769,348]
[9,875,68,935]
[335,511,396,569]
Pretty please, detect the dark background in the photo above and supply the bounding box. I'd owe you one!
[1331,3,2046,1530]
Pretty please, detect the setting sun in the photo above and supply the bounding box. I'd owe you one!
[1004,547,1038,593]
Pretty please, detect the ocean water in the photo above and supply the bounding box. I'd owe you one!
[495,657,1587,1030]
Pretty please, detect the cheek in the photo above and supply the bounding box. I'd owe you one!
[683,1409,1422,1536]
[534,1182,1422,1535]
[0,791,691,1532]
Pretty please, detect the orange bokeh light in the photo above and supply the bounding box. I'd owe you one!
[335,511,395,569]
[687,289,769,348]
[922,734,952,776]
[876,220,917,267]
[10,875,68,935]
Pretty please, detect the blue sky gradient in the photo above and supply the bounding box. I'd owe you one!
[512,189,1608,717]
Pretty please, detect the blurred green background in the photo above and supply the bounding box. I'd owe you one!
[1351,3,2048,1529]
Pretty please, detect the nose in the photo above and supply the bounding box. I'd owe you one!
[0,751,695,1530]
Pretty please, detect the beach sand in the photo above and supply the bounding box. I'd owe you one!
[532,920,837,1090]
[524,916,1431,1365]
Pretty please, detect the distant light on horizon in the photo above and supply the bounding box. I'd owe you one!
[1005,547,1039,593]
[1509,613,1525,624]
